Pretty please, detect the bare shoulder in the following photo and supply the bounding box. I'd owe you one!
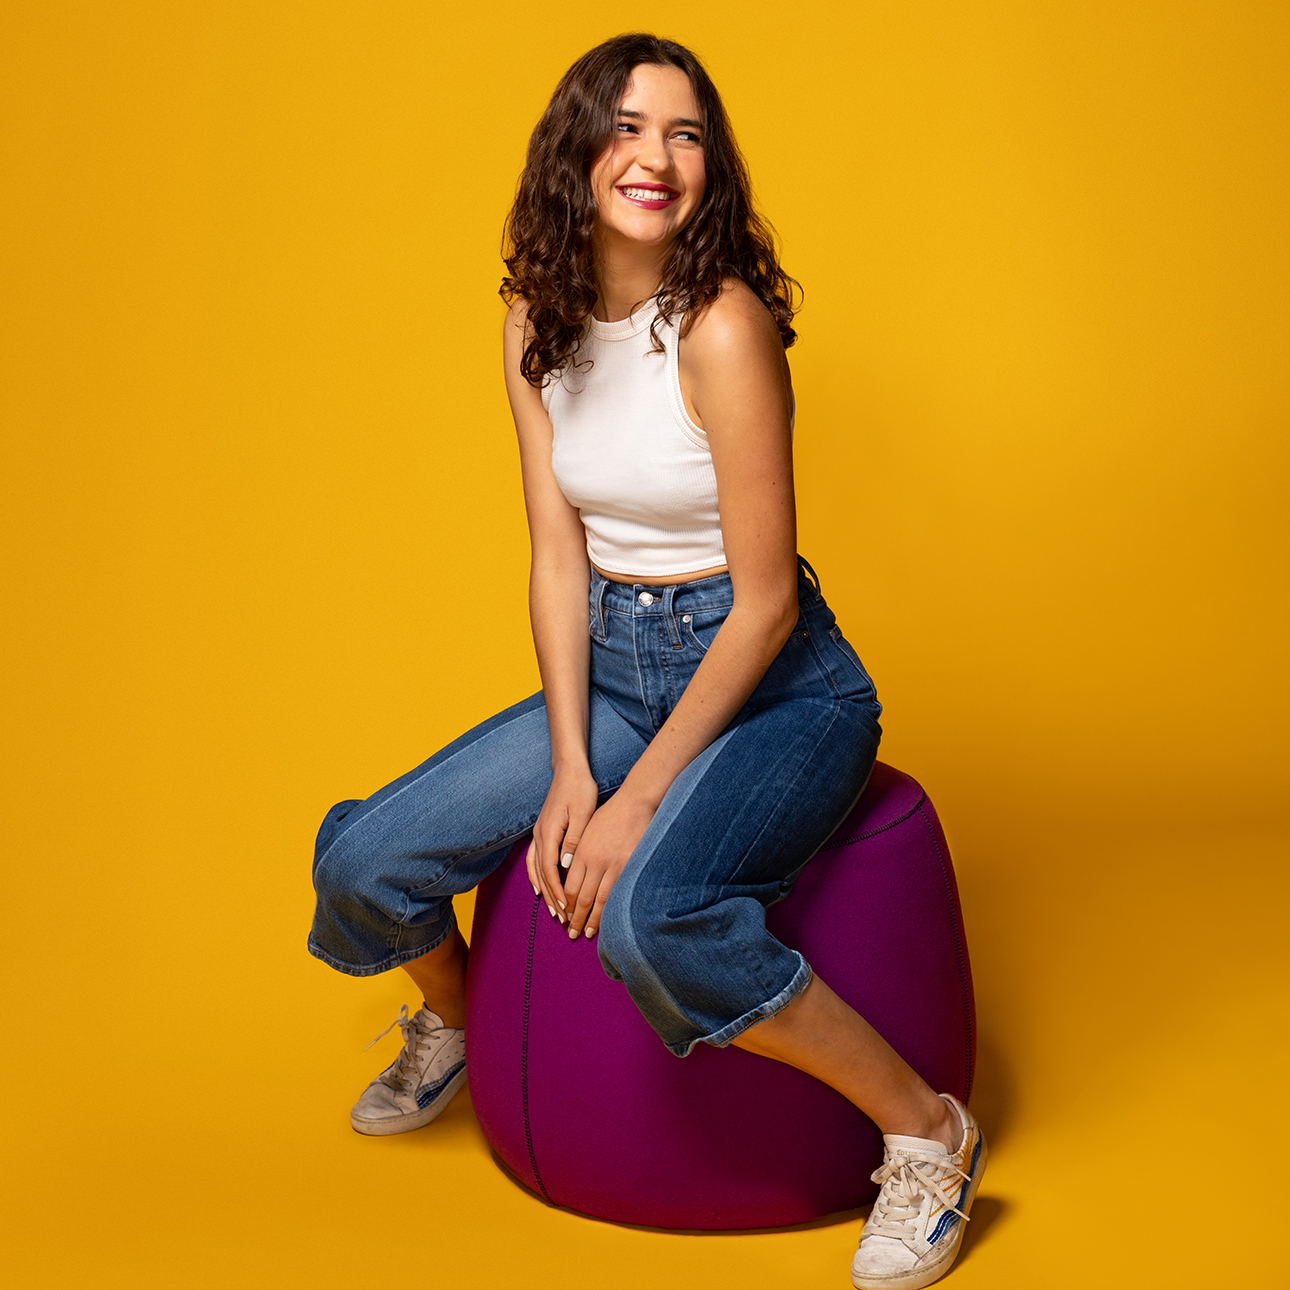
[502,296,530,349]
[501,296,548,415]
[684,278,782,366]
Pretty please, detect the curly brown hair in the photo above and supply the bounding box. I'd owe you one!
[500,33,800,387]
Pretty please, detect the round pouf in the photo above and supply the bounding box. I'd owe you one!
[464,761,975,1231]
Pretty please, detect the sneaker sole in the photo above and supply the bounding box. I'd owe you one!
[350,1067,468,1137]
[850,1135,989,1290]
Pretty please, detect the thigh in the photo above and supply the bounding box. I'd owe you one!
[315,687,649,872]
[620,695,880,910]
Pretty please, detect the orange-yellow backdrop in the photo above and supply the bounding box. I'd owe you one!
[2,2,1287,1287]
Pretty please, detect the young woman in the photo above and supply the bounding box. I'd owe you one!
[309,33,986,1290]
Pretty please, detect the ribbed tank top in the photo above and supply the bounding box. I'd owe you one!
[543,297,724,579]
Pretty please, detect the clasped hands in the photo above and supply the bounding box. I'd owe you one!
[525,765,656,941]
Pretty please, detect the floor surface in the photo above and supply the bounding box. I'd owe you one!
[5,827,1284,1289]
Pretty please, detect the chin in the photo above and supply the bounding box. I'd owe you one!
[615,220,684,248]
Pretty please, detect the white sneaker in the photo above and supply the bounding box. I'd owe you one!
[350,1004,467,1136]
[850,1094,988,1290]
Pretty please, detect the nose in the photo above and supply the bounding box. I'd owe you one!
[636,128,673,176]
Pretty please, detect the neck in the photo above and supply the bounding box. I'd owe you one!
[592,228,671,322]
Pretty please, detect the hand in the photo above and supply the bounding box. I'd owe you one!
[527,765,600,923]
[560,789,656,941]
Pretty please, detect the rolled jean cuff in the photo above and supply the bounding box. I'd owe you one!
[666,953,813,1058]
[305,908,458,978]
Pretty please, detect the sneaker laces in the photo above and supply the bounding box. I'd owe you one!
[865,1148,971,1242]
[363,1005,430,1093]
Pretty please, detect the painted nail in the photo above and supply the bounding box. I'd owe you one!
[568,927,579,940]
[532,883,540,896]
[547,904,555,918]
[586,926,597,939]
[556,898,566,910]
[561,853,573,869]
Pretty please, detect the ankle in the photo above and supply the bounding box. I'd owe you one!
[424,1000,465,1029]
[926,1097,960,1154]
[402,941,468,1028]
[884,1094,958,1153]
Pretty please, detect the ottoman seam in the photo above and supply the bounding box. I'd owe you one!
[521,893,552,1202]
[917,804,975,1102]
[816,787,927,849]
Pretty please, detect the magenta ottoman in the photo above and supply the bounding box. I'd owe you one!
[463,761,975,1231]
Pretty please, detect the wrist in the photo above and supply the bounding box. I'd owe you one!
[551,752,593,778]
[613,776,665,814]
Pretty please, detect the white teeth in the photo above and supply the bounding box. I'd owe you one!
[620,186,676,202]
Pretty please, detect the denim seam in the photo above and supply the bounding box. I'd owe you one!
[660,619,681,713]
[683,618,707,655]
[313,705,544,872]
[827,622,872,686]
[622,699,843,1053]
[607,601,734,621]
[668,955,813,1057]
[686,699,844,1031]
[719,698,844,891]
[800,622,844,694]
[661,583,683,650]
[739,912,788,1000]
[306,910,457,978]
[400,828,536,902]
[630,611,664,734]
[591,577,609,642]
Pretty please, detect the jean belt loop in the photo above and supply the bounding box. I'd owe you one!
[591,573,609,641]
[661,583,683,650]
[797,554,822,601]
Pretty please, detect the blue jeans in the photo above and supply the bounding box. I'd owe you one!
[308,559,882,1057]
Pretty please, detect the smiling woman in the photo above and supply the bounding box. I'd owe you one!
[591,69,706,233]
[308,32,986,1290]
[499,37,797,396]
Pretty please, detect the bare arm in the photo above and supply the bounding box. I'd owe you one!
[502,301,600,917]
[561,283,800,937]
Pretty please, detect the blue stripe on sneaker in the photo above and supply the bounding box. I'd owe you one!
[930,1210,961,1246]
[929,1134,983,1246]
[415,1060,466,1109]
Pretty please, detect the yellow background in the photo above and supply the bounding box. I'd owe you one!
[3,2,1287,1286]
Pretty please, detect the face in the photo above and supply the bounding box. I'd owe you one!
[589,64,707,250]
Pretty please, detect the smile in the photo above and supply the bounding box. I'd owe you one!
[617,186,679,209]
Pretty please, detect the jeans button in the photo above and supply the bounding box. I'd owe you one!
[638,591,655,606]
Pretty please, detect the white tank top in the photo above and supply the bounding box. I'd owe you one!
[543,297,724,579]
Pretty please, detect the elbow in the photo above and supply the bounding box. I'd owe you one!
[729,572,800,646]
[769,595,801,650]
[737,591,799,655]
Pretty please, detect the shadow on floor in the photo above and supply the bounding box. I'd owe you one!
[955,1196,1009,1266]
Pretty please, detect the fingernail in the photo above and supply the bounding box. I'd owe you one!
[568,927,579,940]
[547,904,555,918]
[556,899,566,910]
[561,853,573,869]
[586,926,597,939]
[532,883,540,896]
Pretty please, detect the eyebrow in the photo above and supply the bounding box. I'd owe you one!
[617,108,704,129]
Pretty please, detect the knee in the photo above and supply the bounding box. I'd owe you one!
[597,882,667,985]
[312,800,378,908]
